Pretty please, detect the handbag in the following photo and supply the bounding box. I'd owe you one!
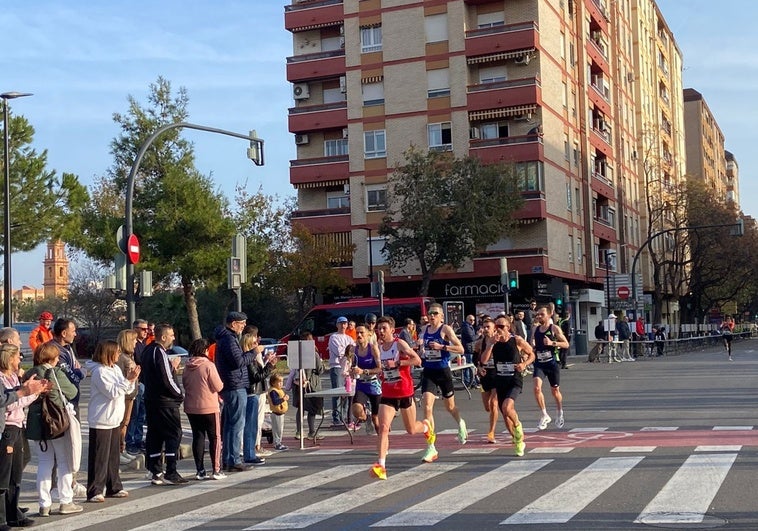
[39,368,70,442]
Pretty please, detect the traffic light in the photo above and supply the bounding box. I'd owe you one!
[555,293,563,308]
[508,270,519,290]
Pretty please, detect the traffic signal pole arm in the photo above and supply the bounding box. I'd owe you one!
[124,122,265,324]
[630,219,743,322]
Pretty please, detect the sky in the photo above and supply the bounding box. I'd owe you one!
[1,0,755,288]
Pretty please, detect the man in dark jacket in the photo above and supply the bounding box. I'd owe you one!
[141,323,187,485]
[215,312,256,472]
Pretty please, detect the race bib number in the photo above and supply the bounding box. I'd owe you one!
[383,367,400,383]
[496,362,515,376]
[423,348,441,361]
[360,373,377,382]
[537,351,554,362]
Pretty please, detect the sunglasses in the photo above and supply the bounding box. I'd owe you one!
[495,324,507,330]
[137,328,148,331]
[428,311,440,316]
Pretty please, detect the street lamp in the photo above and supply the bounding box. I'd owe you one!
[604,249,616,317]
[1,92,32,327]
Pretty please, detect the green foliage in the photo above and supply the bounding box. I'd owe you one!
[379,147,524,295]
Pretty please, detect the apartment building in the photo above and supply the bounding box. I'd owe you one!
[683,88,727,197]
[725,150,739,209]
[284,0,683,323]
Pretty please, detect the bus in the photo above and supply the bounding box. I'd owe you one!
[279,297,433,359]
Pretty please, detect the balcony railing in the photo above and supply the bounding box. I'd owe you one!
[468,76,540,93]
[291,206,350,218]
[592,170,613,187]
[470,134,543,148]
[289,100,347,115]
[465,21,536,38]
[287,48,345,64]
[285,0,342,11]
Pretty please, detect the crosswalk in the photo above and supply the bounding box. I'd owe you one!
[22,445,750,529]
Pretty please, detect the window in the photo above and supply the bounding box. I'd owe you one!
[428,122,452,151]
[324,138,348,157]
[362,82,384,105]
[326,191,350,209]
[479,65,506,83]
[480,121,508,139]
[574,187,581,212]
[364,130,386,159]
[360,26,382,53]
[323,87,346,104]
[566,182,572,210]
[427,68,450,98]
[477,12,505,28]
[568,235,574,263]
[576,237,582,264]
[425,14,448,43]
[515,161,543,192]
[366,184,387,212]
[564,134,570,160]
[369,237,387,266]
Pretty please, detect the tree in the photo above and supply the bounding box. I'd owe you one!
[379,147,524,295]
[73,77,236,340]
[1,104,88,251]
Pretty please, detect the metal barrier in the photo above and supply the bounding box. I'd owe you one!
[629,332,751,357]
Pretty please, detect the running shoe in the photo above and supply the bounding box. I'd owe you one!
[514,441,526,457]
[421,445,439,463]
[486,431,496,444]
[457,418,468,444]
[556,411,565,429]
[211,471,227,480]
[371,463,387,480]
[422,419,436,446]
[537,413,552,430]
[195,470,208,481]
[513,423,524,445]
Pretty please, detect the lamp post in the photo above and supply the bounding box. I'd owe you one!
[604,249,616,318]
[1,92,32,327]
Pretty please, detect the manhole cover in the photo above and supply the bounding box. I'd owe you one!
[637,512,728,528]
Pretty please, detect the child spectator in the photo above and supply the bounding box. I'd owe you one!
[267,374,288,451]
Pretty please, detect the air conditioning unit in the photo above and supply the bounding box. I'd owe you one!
[514,54,531,66]
[512,113,532,122]
[293,83,310,100]
[294,134,310,145]
[339,76,347,93]
[469,127,481,139]
[342,127,349,139]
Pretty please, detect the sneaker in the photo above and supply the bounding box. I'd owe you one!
[457,418,468,444]
[244,457,266,465]
[486,431,496,444]
[293,432,301,439]
[211,470,227,480]
[107,490,129,498]
[371,463,387,480]
[151,473,166,486]
[353,421,362,432]
[729,356,733,361]
[38,507,50,518]
[330,420,342,428]
[347,422,356,431]
[514,441,526,457]
[274,443,289,451]
[226,463,252,472]
[537,413,552,431]
[421,445,439,463]
[119,453,135,465]
[306,432,325,441]
[513,423,524,445]
[87,494,105,503]
[73,483,87,499]
[257,448,274,457]
[556,411,565,429]
[196,470,208,481]
[422,419,436,446]
[58,502,83,515]
[164,473,189,485]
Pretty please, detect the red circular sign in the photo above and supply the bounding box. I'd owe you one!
[617,286,630,299]
[127,234,140,265]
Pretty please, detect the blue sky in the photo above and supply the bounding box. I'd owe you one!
[2,0,755,287]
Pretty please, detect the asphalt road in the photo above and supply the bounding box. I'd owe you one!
[17,337,758,530]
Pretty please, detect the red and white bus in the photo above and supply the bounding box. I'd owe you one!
[279,297,433,359]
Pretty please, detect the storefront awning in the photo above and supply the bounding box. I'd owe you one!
[468,104,537,121]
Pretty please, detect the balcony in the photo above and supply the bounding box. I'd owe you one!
[285,0,344,33]
[586,39,609,74]
[593,216,616,242]
[514,194,547,222]
[290,154,349,187]
[469,134,543,163]
[586,0,609,32]
[286,49,346,82]
[290,210,351,234]
[288,101,347,133]
[590,121,612,157]
[464,21,538,59]
[467,77,540,112]
[588,82,611,116]
[591,170,614,200]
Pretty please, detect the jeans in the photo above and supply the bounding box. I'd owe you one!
[243,394,259,462]
[462,352,475,386]
[220,388,247,467]
[125,383,145,450]
[329,367,344,423]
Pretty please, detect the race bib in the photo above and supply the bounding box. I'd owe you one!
[360,373,378,382]
[382,367,400,383]
[496,362,515,376]
[537,351,554,362]
[423,348,442,361]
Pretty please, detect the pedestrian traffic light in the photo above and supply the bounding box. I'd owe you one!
[555,293,563,308]
[508,270,519,290]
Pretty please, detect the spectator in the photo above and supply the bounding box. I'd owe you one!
[28,312,54,353]
[654,326,666,357]
[240,330,269,465]
[182,339,225,481]
[345,321,357,341]
[215,312,256,472]
[399,319,416,346]
[287,332,325,440]
[49,318,86,417]
[125,320,149,455]
[0,343,45,527]
[460,315,478,386]
[141,324,186,485]
[115,330,139,464]
[513,311,527,340]
[85,340,139,503]
[267,373,288,451]
[558,313,572,368]
[327,317,354,427]
[616,315,633,361]
[524,300,537,341]
[23,342,81,516]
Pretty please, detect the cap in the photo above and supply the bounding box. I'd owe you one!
[364,313,377,324]
[336,316,348,323]
[226,311,248,324]
[39,311,53,321]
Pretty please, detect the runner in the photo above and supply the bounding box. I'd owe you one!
[480,315,534,456]
[350,323,382,433]
[418,303,468,463]
[473,317,498,443]
[720,316,735,361]
[532,305,570,430]
[371,316,433,480]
